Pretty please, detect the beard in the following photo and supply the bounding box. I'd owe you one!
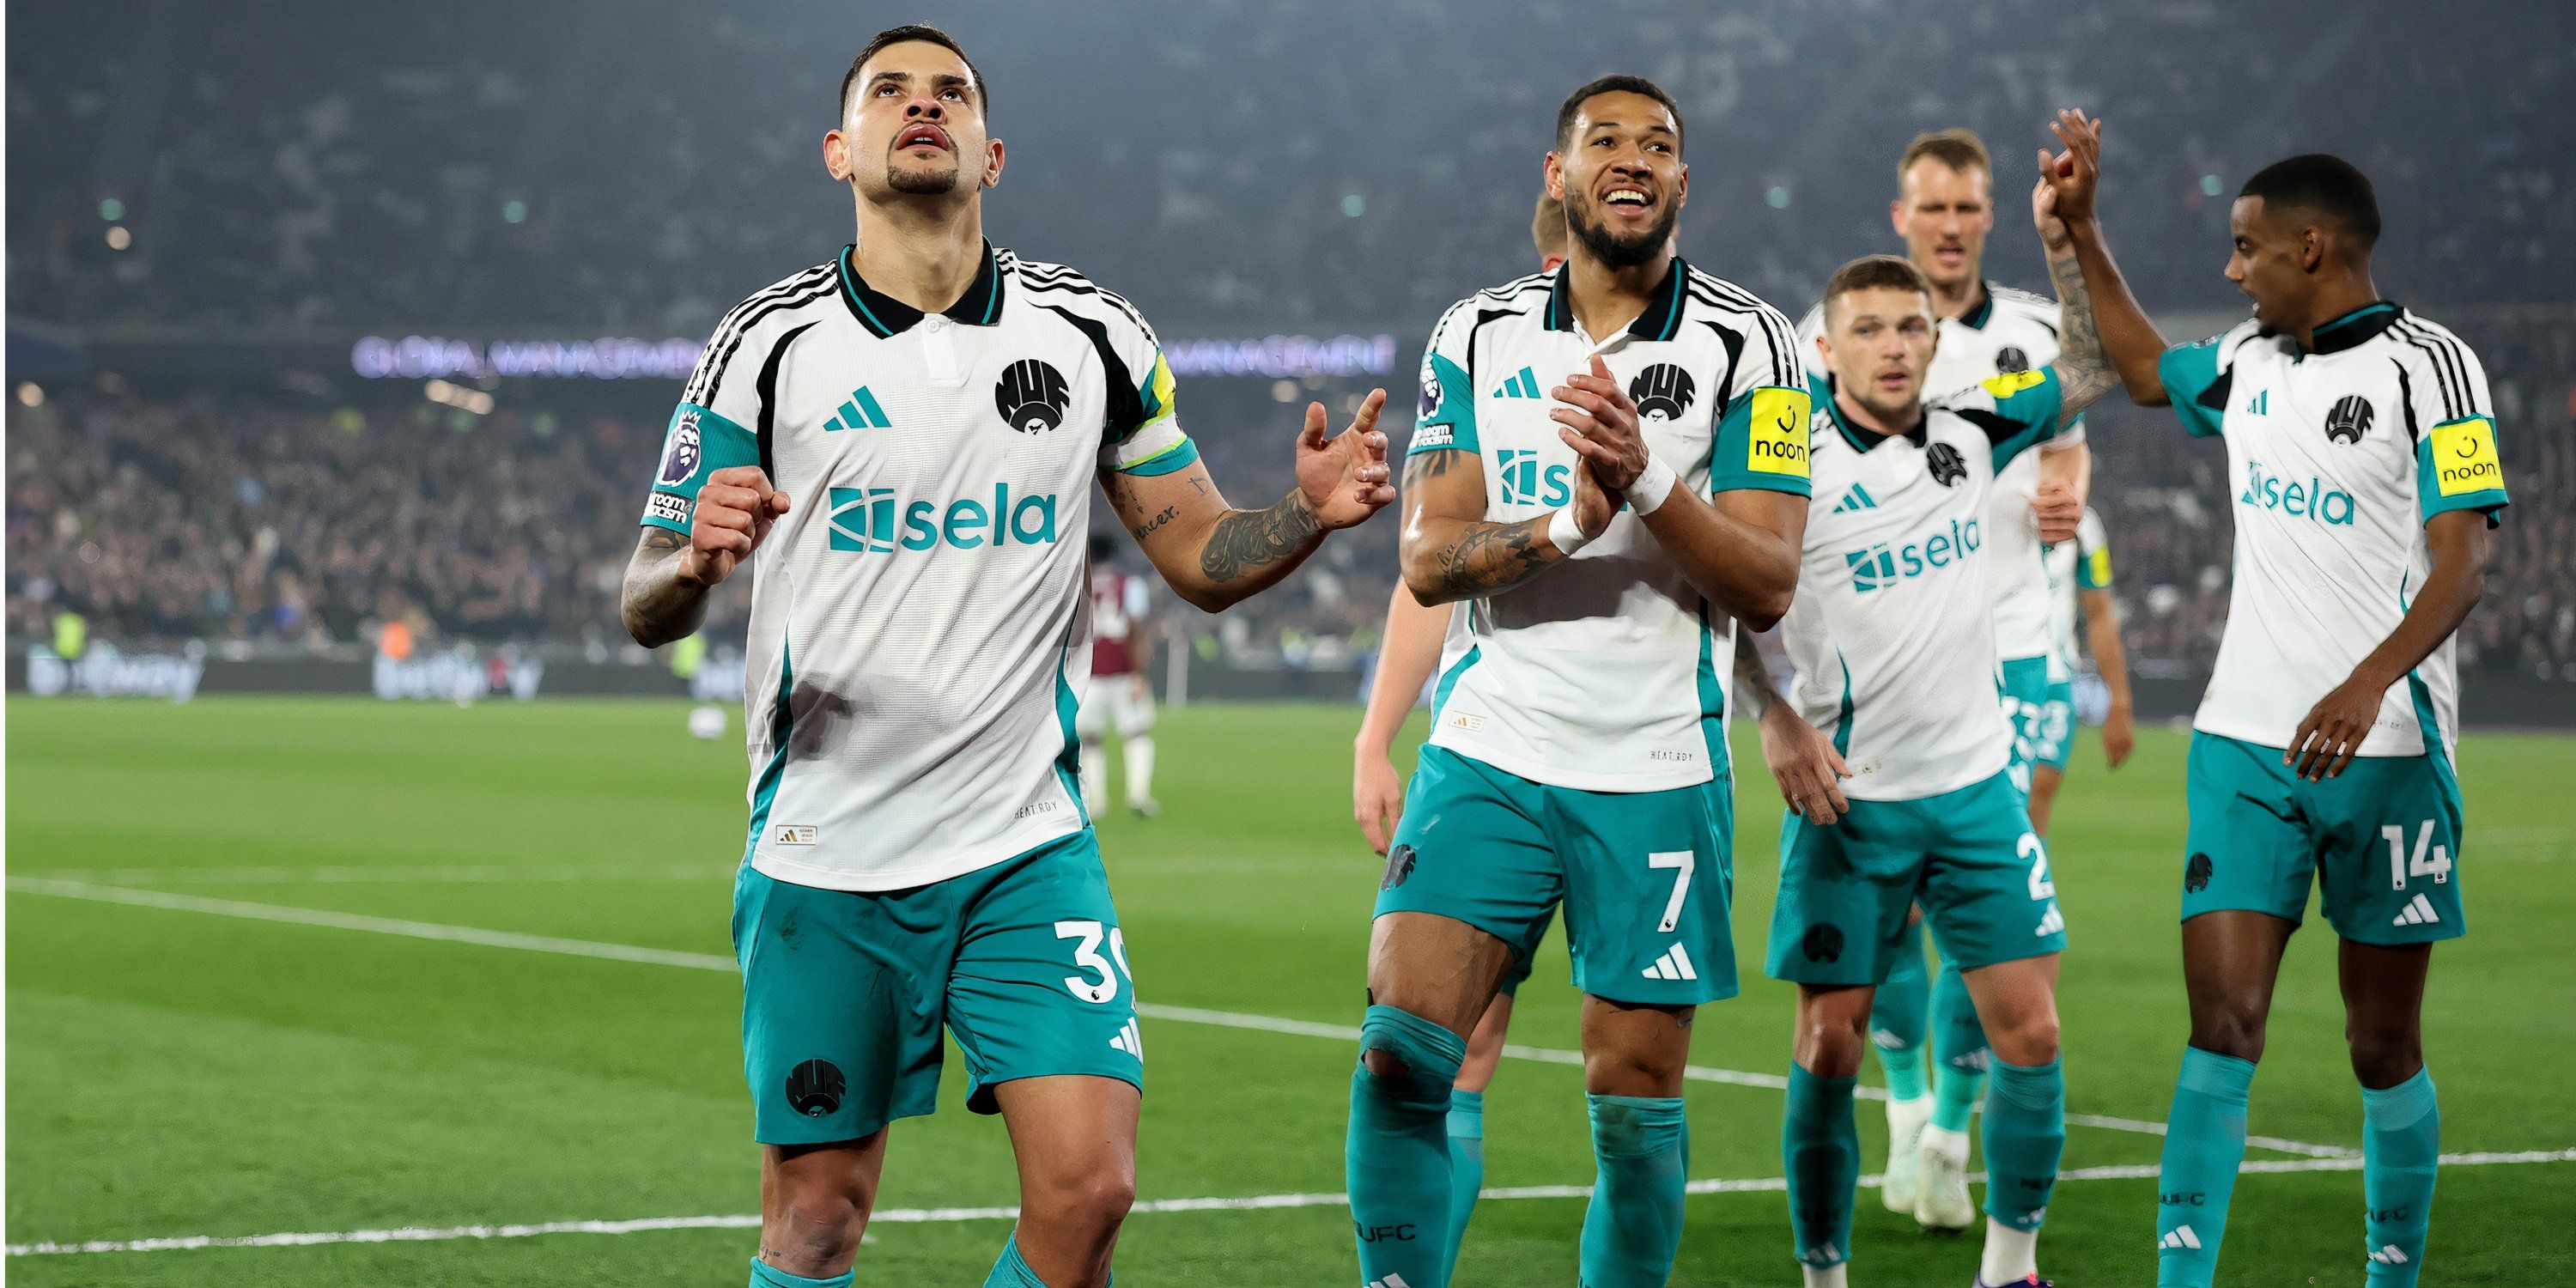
[886,157,964,196]
[1567,192,1680,270]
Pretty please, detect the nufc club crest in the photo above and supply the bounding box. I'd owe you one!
[1381,843,1417,890]
[1926,440,1968,487]
[786,1059,846,1116]
[2184,853,2214,894]
[1800,923,1844,963]
[995,359,1071,434]
[2324,394,2373,444]
[1994,346,2031,374]
[1627,363,1698,422]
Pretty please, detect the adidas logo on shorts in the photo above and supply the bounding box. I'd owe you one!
[1109,1018,1144,1060]
[2391,893,2441,927]
[2035,902,2066,937]
[1640,944,1698,981]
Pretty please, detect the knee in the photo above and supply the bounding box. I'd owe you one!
[2189,1000,2269,1063]
[1585,1043,1686,1096]
[1987,1007,2061,1067]
[771,1178,867,1267]
[2345,1018,2422,1089]
[1794,1013,1869,1079]
[1023,1157,1137,1242]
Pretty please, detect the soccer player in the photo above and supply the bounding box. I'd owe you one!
[2026,506,2136,835]
[1348,189,1571,1282]
[618,27,1394,1288]
[1347,75,1814,1288]
[1080,535,1160,817]
[1741,114,2142,1288]
[1795,130,2093,1228]
[2054,120,2509,1287]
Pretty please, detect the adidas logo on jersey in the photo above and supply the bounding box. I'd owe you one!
[1641,944,1698,981]
[1109,1018,1145,1060]
[828,483,1060,553]
[2392,893,2442,927]
[824,386,893,431]
[2158,1224,2202,1250]
[2368,1244,2411,1266]
[2245,389,2269,415]
[1830,483,1878,513]
[1491,367,1542,399]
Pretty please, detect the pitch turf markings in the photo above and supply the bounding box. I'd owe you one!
[12,1151,2574,1258]
[9,876,2354,1159]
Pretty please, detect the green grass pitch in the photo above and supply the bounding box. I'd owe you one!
[8,697,2573,1285]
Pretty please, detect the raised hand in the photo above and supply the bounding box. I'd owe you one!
[2035,108,2103,229]
[2032,478,2082,544]
[1293,388,1394,531]
[683,465,792,587]
[1551,354,1649,494]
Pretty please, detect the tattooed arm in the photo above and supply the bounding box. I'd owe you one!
[1098,392,1394,612]
[2036,108,2168,414]
[621,465,787,647]
[1395,443,1618,606]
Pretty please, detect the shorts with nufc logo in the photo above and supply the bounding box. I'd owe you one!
[2182,732,2465,945]
[1376,744,1737,1005]
[732,829,1141,1145]
[1765,769,2066,987]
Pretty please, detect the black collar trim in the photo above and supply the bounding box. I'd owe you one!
[2306,301,2401,355]
[837,240,1006,338]
[1956,282,1995,331]
[1544,255,1688,343]
[1819,375,1927,452]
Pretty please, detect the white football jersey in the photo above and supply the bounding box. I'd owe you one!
[1801,282,2082,666]
[2043,507,2113,683]
[1780,368,2072,800]
[1407,259,1813,792]
[2157,303,2508,756]
[640,243,1196,891]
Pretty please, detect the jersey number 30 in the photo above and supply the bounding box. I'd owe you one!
[1055,920,1133,1004]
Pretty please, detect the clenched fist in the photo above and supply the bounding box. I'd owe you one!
[683,466,792,587]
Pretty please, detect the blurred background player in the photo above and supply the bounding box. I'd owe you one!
[2028,507,2135,834]
[1348,76,1813,1288]
[1743,116,2144,1287]
[1794,127,2095,1231]
[619,26,1394,1288]
[1080,535,1160,817]
[1348,188,1570,1283]
[2063,129,2510,1288]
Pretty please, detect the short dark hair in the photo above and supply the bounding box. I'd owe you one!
[842,24,987,120]
[1554,75,1684,153]
[2239,154,2379,246]
[1899,129,1992,185]
[1822,254,1932,321]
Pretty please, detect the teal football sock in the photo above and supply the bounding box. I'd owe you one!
[750,1258,855,1288]
[1347,1005,1466,1288]
[2155,1046,2257,1288]
[1872,927,1932,1102]
[981,1236,1048,1287]
[1981,1058,2065,1231]
[1577,1094,1688,1287]
[1930,961,1990,1132]
[1783,1063,1860,1269]
[1442,1087,1486,1280]
[2361,1067,2439,1286]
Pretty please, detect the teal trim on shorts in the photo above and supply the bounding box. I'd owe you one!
[2180,732,2464,945]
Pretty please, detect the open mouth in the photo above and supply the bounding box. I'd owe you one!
[895,123,951,154]
[1933,246,1967,266]
[1600,185,1656,220]
[1875,370,1912,391]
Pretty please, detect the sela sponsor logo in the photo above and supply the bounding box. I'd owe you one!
[1496,448,1573,507]
[656,411,702,486]
[2431,416,2503,496]
[2239,459,2356,525]
[1842,518,1984,593]
[828,484,1060,553]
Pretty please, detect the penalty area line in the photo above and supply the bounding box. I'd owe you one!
[12,1151,2573,1257]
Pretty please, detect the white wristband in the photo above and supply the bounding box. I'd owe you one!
[1546,506,1595,556]
[1625,454,1680,516]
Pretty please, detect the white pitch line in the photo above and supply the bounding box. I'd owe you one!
[13,1151,2572,1258]
[17,861,724,886]
[9,878,2352,1159]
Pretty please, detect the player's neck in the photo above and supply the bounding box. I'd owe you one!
[851,195,987,316]
[1924,269,1985,322]
[1563,245,1675,341]
[2287,272,2382,351]
[1832,382,1924,440]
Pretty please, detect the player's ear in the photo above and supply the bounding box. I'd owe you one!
[981,137,1005,190]
[1543,151,1565,203]
[1888,197,1907,238]
[2298,225,2325,273]
[823,129,852,183]
[1674,161,1687,209]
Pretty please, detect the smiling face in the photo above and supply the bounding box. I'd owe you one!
[1893,159,1994,294]
[826,39,999,201]
[1820,285,1939,425]
[1547,91,1686,270]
